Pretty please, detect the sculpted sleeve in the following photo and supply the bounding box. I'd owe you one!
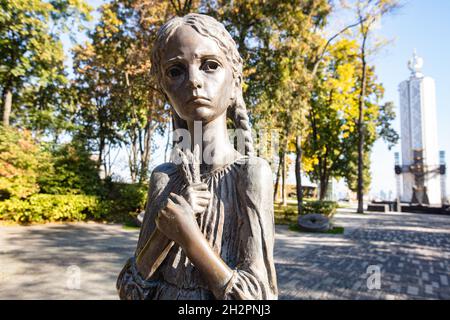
[220,157,278,300]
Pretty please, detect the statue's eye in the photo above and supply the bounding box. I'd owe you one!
[167,65,184,78]
[202,60,220,72]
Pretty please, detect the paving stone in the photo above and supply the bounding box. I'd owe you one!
[425,285,433,295]
[440,275,448,286]
[407,286,419,295]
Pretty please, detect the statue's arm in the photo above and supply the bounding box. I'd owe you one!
[135,227,172,279]
[116,163,174,300]
[177,222,235,298]
[221,157,278,300]
[116,229,171,300]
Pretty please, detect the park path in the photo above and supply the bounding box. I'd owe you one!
[1,210,450,299]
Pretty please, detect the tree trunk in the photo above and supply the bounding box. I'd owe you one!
[281,151,287,206]
[319,174,330,201]
[2,88,12,127]
[357,33,368,214]
[319,156,329,200]
[103,144,111,178]
[129,129,138,184]
[295,135,303,216]
[139,126,153,183]
[273,149,283,202]
[98,134,105,178]
[139,109,153,184]
[319,180,327,201]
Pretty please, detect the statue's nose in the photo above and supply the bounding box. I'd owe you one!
[187,67,203,89]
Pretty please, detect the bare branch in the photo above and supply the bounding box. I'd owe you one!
[312,17,368,76]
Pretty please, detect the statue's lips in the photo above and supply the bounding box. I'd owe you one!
[186,96,211,105]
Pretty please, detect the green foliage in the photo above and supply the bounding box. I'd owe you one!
[0,0,92,132]
[302,37,398,198]
[0,125,146,224]
[273,203,298,225]
[0,194,110,223]
[274,200,338,224]
[377,101,399,149]
[72,0,169,182]
[0,126,50,199]
[1,0,401,221]
[38,141,101,195]
[344,149,372,194]
[215,0,332,143]
[0,127,102,199]
[289,223,344,234]
[302,200,338,218]
[103,180,147,219]
[303,39,361,198]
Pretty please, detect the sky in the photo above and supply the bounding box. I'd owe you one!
[64,0,450,198]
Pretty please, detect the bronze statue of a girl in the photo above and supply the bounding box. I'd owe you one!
[117,13,277,300]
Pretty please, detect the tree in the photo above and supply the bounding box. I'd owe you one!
[72,36,122,177]
[304,38,398,199]
[207,1,333,213]
[347,0,400,213]
[113,0,180,183]
[38,140,102,195]
[0,0,91,128]
[305,39,361,200]
[73,0,186,182]
[0,126,51,199]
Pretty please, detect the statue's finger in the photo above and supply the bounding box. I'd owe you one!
[191,183,208,191]
[196,198,210,207]
[195,191,212,199]
[166,197,177,209]
[169,192,188,206]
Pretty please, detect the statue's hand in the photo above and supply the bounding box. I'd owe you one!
[156,193,202,248]
[181,182,211,215]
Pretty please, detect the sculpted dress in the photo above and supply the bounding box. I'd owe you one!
[116,155,278,300]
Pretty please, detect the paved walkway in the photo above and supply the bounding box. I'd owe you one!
[276,210,450,299]
[1,210,450,299]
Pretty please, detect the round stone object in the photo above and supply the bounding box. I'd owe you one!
[298,214,330,233]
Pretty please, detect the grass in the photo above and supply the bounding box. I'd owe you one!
[274,199,345,234]
[122,220,140,230]
[274,202,299,225]
[338,202,353,209]
[288,223,345,234]
[273,199,337,225]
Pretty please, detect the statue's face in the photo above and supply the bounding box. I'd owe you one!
[160,25,235,123]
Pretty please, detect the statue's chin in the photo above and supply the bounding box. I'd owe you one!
[191,107,214,121]
[179,106,227,123]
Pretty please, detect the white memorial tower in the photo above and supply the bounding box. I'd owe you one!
[396,51,445,206]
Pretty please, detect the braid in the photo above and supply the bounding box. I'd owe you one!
[229,92,255,157]
[151,13,255,156]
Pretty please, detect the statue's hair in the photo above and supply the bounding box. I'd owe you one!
[151,13,254,156]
